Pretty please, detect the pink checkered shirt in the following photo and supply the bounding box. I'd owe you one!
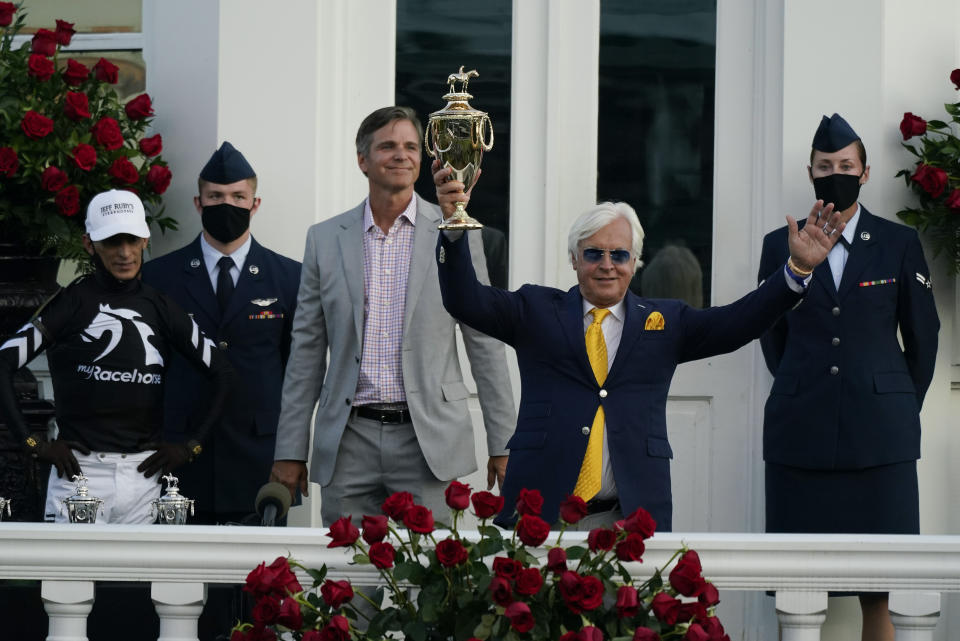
[354,196,417,407]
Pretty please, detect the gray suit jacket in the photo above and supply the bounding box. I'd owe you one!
[275,194,516,486]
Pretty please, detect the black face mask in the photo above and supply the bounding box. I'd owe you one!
[813,173,862,213]
[201,203,251,243]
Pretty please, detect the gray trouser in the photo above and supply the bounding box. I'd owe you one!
[320,412,448,527]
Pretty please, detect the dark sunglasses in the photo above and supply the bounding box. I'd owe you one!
[582,247,632,265]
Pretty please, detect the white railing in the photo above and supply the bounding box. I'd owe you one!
[1,524,958,641]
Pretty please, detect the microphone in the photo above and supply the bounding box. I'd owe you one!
[255,482,292,527]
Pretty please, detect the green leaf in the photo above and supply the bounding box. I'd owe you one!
[306,566,327,587]
[944,102,960,116]
[478,525,503,540]
[566,545,588,560]
[476,537,504,557]
[900,143,920,157]
[402,620,427,641]
[927,119,949,129]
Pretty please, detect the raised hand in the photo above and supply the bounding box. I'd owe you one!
[786,200,845,272]
[432,159,480,219]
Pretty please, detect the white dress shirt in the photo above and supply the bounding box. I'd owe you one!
[200,233,251,292]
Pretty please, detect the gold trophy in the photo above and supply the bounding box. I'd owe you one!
[425,66,494,230]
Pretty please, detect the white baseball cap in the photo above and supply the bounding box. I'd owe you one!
[85,189,151,241]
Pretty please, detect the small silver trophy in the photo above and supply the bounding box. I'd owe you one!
[151,474,195,524]
[0,497,11,521]
[61,474,104,523]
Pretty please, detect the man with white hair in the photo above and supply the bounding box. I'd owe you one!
[435,168,846,530]
[0,189,232,524]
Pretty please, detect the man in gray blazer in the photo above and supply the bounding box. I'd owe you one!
[270,106,516,524]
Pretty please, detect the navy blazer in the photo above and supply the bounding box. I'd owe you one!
[142,235,301,514]
[758,207,939,470]
[438,232,804,530]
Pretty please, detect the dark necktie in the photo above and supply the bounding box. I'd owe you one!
[217,256,235,312]
[839,234,852,250]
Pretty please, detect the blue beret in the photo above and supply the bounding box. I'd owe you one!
[199,141,255,183]
[812,113,860,153]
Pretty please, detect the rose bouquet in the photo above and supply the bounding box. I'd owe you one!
[896,68,960,274]
[231,483,730,641]
[0,2,176,262]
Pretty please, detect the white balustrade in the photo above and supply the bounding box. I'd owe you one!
[2,524,959,640]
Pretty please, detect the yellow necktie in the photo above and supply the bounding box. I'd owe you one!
[573,308,610,501]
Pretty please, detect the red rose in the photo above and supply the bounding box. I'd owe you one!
[326,516,360,548]
[243,562,273,597]
[63,59,89,86]
[139,134,163,157]
[146,164,172,194]
[559,633,578,641]
[302,633,321,641]
[243,625,277,641]
[701,617,727,640]
[471,491,504,519]
[21,111,54,139]
[64,92,91,121]
[616,532,646,562]
[616,585,639,617]
[320,579,354,609]
[546,547,567,573]
[402,505,435,533]
[516,488,543,516]
[633,627,661,641]
[493,556,522,579]
[91,117,124,150]
[698,582,720,607]
[368,541,395,569]
[444,480,471,510]
[109,157,140,185]
[516,514,550,546]
[951,69,960,90]
[577,575,603,611]
[41,166,67,192]
[504,601,535,633]
[912,163,949,198]
[93,57,119,84]
[514,567,543,596]
[945,188,960,211]
[319,615,350,641]
[252,595,281,625]
[670,550,705,597]
[265,557,301,595]
[579,627,603,641]
[559,495,588,524]
[0,147,19,177]
[678,601,708,624]
[620,507,657,539]
[587,527,616,551]
[435,537,468,567]
[72,143,97,171]
[489,576,513,606]
[557,571,583,608]
[28,54,55,81]
[125,93,154,120]
[0,2,14,27]
[684,623,709,641]
[55,185,79,216]
[361,514,388,543]
[651,592,681,625]
[276,597,302,629]
[900,112,927,141]
[382,491,414,520]
[31,29,57,56]
[55,19,76,46]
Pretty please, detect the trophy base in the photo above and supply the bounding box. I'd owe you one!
[437,203,484,231]
[438,217,484,231]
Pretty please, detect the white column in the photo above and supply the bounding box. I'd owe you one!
[889,591,941,641]
[153,581,206,641]
[509,0,599,290]
[775,591,827,641]
[42,580,94,641]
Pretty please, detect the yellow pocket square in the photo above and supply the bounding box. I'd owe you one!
[644,311,665,330]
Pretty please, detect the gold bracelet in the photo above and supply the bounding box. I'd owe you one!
[787,257,813,277]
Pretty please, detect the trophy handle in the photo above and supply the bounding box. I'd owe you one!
[424,121,436,159]
[477,115,494,152]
